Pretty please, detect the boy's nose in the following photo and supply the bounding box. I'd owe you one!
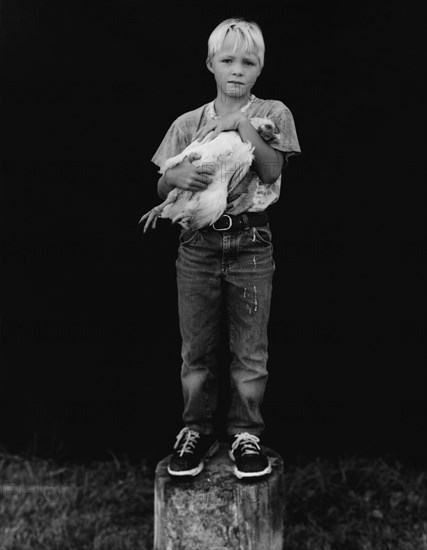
[232,64,243,75]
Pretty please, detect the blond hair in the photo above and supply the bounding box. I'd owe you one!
[207,18,265,68]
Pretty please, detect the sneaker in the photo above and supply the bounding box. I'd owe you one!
[167,427,219,477]
[229,432,272,479]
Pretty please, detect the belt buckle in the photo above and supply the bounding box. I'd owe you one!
[213,214,232,231]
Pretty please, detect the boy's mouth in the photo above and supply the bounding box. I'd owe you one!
[227,81,245,85]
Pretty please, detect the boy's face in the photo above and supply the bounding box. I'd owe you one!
[207,31,262,99]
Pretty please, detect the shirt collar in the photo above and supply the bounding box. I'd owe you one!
[207,94,256,120]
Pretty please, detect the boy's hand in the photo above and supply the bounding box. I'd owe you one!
[194,112,245,142]
[166,152,215,192]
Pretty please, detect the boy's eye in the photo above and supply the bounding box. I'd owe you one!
[222,59,232,63]
[245,61,255,66]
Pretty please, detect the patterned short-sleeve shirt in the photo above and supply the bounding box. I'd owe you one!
[151,95,301,215]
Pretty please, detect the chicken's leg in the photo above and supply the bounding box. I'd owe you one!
[171,212,192,229]
[138,191,178,233]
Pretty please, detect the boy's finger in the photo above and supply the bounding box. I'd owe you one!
[195,174,212,184]
[187,152,201,163]
[207,130,220,142]
[194,128,206,140]
[191,181,209,191]
[196,165,215,175]
[196,124,216,141]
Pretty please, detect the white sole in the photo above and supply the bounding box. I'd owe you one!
[167,462,204,477]
[233,463,272,479]
[229,449,272,479]
[168,440,220,477]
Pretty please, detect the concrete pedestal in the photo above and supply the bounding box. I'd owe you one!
[154,443,285,550]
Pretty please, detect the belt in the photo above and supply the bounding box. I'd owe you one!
[210,212,269,231]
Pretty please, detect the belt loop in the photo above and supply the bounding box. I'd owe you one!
[241,213,249,229]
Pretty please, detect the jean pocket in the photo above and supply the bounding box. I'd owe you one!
[253,225,273,246]
[179,229,201,246]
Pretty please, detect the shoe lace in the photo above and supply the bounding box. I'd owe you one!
[231,432,261,456]
[174,428,201,457]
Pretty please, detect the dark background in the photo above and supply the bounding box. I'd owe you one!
[1,1,425,467]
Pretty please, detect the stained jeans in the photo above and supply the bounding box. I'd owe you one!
[176,223,275,436]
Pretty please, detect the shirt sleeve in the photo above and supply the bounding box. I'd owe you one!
[266,101,301,164]
[151,118,188,169]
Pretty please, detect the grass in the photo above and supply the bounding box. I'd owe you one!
[283,456,427,550]
[0,449,426,550]
[0,450,154,550]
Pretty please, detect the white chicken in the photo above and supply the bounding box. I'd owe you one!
[139,117,279,232]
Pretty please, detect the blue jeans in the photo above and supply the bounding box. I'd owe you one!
[176,223,275,436]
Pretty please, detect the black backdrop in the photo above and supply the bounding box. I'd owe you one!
[2,1,426,466]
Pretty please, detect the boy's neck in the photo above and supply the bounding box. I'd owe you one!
[213,93,253,117]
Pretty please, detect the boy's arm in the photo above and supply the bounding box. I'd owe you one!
[237,117,284,184]
[194,112,284,184]
[157,173,175,200]
[157,153,215,200]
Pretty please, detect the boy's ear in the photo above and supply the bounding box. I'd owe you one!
[206,58,214,73]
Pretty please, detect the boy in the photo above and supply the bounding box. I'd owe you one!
[151,18,300,479]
